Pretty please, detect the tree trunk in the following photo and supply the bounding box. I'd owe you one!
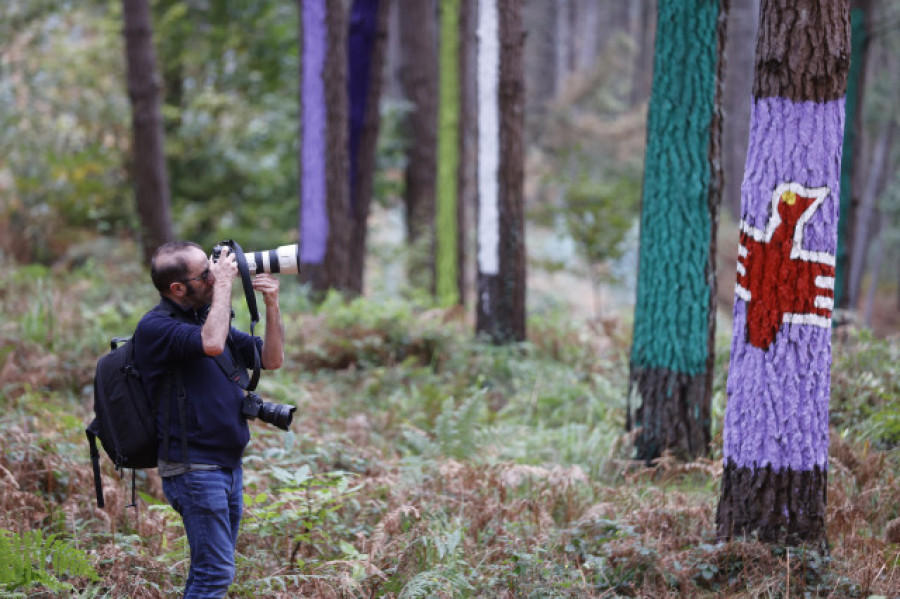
[476,0,526,343]
[863,218,882,326]
[631,0,657,106]
[398,0,438,292]
[629,0,727,462]
[436,0,461,306]
[457,0,476,306]
[835,0,872,310]
[299,0,329,287]
[573,0,599,73]
[848,118,895,310]
[522,2,556,110]
[122,0,173,263]
[722,0,759,219]
[554,0,572,96]
[299,0,351,294]
[323,0,352,291]
[347,0,391,295]
[716,0,850,549]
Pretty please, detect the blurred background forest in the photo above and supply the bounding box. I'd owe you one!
[2,0,900,597]
[2,0,900,331]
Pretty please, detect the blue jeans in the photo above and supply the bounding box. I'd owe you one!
[162,468,243,598]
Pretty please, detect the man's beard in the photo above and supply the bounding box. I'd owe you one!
[184,282,212,307]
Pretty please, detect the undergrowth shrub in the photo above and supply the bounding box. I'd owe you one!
[0,528,99,594]
[831,328,900,448]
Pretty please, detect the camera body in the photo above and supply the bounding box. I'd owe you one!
[242,392,296,431]
[212,240,300,275]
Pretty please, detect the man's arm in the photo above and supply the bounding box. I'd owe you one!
[202,247,238,356]
[253,274,284,370]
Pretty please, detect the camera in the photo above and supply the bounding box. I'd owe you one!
[212,240,300,275]
[242,392,296,431]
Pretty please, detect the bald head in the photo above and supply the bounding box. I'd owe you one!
[150,241,205,294]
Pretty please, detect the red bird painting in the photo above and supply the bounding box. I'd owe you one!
[735,183,835,351]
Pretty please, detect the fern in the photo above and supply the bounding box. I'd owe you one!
[230,573,318,595]
[398,570,472,599]
[0,529,99,593]
[433,393,485,460]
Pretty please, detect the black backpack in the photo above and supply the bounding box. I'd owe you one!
[85,331,187,508]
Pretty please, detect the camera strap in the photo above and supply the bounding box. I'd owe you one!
[226,240,260,336]
[211,337,260,392]
[223,240,261,391]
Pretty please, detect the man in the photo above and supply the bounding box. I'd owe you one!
[135,241,284,598]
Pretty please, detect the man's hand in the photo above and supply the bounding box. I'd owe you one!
[202,246,237,356]
[210,246,238,291]
[252,273,279,306]
[253,273,284,369]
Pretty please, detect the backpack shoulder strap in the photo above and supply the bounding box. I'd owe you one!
[140,304,191,466]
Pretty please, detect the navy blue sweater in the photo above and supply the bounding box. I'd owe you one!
[134,298,262,469]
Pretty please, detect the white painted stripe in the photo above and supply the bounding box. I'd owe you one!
[814,296,834,310]
[783,313,831,328]
[735,284,751,301]
[815,275,835,289]
[736,262,746,277]
[477,0,500,275]
[737,245,748,258]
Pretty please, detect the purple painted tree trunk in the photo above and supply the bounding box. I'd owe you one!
[716,0,850,548]
[299,0,350,293]
[347,0,391,295]
[299,0,329,274]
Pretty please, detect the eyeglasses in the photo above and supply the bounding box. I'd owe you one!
[181,268,210,284]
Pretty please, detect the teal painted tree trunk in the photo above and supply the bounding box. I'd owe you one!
[835,2,869,310]
[629,0,726,461]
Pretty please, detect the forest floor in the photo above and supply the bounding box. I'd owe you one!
[1,234,899,597]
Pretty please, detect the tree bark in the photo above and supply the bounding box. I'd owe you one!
[122,0,173,263]
[849,119,895,310]
[476,0,526,343]
[323,0,352,292]
[835,0,873,310]
[397,0,438,292]
[573,0,599,73]
[722,0,759,219]
[299,0,351,294]
[629,0,727,462]
[457,0,476,306]
[554,0,572,96]
[631,0,657,106]
[347,0,391,295]
[863,218,882,326]
[436,0,462,306]
[716,0,850,549]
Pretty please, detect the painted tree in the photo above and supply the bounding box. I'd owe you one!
[456,0,476,306]
[436,0,462,306]
[298,0,351,293]
[476,0,526,343]
[716,0,850,548]
[347,0,391,295]
[835,0,872,310]
[122,0,173,262]
[628,0,727,462]
[397,0,438,291]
